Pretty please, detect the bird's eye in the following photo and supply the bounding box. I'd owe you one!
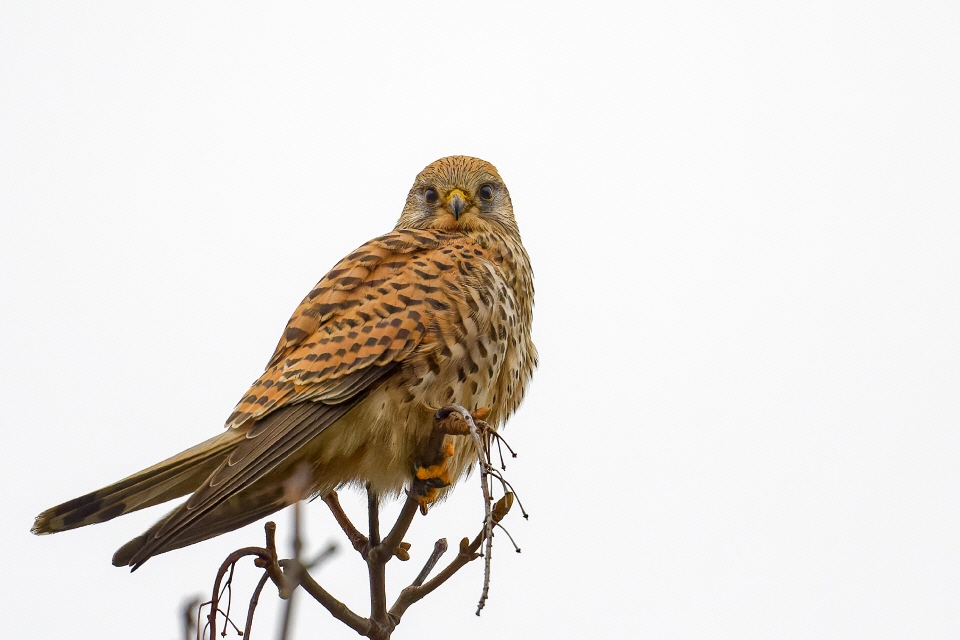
[478,184,494,201]
[424,188,439,204]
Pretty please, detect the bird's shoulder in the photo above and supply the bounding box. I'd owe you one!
[270,229,510,362]
[225,229,506,428]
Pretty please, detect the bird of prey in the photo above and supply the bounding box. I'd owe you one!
[32,156,537,570]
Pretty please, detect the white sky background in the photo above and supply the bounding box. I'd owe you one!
[2,3,959,638]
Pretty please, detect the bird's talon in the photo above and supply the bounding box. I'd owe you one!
[416,488,438,515]
[413,438,455,514]
[471,406,491,421]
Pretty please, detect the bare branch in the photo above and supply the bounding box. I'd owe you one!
[413,539,449,587]
[243,571,270,639]
[306,541,338,568]
[278,499,302,640]
[204,521,284,640]
[389,532,483,620]
[290,558,373,636]
[366,485,390,629]
[198,400,523,639]
[371,495,419,563]
[322,490,368,554]
[181,597,200,640]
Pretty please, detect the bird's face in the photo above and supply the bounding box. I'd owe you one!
[397,156,518,236]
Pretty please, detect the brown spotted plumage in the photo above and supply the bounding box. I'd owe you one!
[32,156,537,570]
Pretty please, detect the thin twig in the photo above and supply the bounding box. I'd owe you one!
[462,410,496,615]
[206,547,270,639]
[489,429,518,458]
[278,538,338,640]
[243,571,270,639]
[389,531,483,620]
[306,541,338,569]
[222,561,236,624]
[278,500,303,640]
[485,468,529,518]
[496,523,522,553]
[181,597,200,640]
[206,522,282,640]
[412,539,449,587]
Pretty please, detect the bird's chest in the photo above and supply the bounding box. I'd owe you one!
[404,263,530,421]
[309,250,534,497]
[338,299,526,495]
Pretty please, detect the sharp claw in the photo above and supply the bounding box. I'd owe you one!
[471,406,491,420]
[413,441,456,512]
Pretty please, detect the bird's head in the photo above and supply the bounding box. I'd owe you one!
[397,156,517,236]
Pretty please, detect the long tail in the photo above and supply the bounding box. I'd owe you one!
[32,430,241,536]
[111,477,290,567]
[114,402,349,569]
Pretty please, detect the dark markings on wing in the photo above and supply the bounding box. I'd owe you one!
[122,363,398,568]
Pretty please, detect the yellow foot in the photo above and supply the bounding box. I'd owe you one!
[413,441,455,514]
[471,406,491,421]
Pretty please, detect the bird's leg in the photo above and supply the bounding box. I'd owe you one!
[412,439,455,514]
[411,405,491,514]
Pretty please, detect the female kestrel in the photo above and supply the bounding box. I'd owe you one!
[32,156,537,569]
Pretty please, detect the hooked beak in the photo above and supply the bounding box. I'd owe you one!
[447,189,467,220]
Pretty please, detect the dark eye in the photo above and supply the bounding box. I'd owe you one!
[478,184,494,201]
[424,188,439,204]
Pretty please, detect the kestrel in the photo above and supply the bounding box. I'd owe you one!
[33,156,536,570]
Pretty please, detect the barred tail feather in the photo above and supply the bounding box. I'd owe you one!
[31,430,240,536]
[111,479,289,568]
